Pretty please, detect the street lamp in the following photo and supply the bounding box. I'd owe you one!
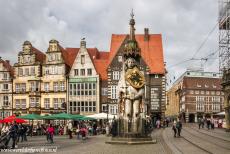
[107,102,109,122]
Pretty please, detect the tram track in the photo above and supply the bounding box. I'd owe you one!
[163,128,210,154]
[188,125,230,142]
[183,126,230,150]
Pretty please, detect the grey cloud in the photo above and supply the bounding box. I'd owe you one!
[0,0,219,83]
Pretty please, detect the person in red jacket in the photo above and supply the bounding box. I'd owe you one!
[47,124,54,143]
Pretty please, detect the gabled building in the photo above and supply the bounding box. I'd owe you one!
[67,39,108,115]
[105,18,166,121]
[13,41,45,115]
[41,40,69,115]
[0,57,14,118]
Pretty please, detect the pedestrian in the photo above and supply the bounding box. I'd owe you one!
[201,118,204,128]
[206,118,211,130]
[9,121,18,149]
[172,120,177,137]
[17,123,24,142]
[198,118,202,129]
[211,118,215,129]
[105,123,110,136]
[76,125,80,139]
[47,124,54,143]
[156,119,161,129]
[22,125,28,141]
[166,118,169,127]
[67,121,73,139]
[93,122,97,135]
[176,119,182,137]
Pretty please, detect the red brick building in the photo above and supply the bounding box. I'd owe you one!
[171,70,224,122]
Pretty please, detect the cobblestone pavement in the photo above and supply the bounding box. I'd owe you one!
[1,125,230,154]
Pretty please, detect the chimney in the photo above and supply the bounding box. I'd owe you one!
[80,38,86,48]
[144,28,149,41]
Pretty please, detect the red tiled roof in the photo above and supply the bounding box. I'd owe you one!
[0,58,14,76]
[31,47,46,63]
[108,34,165,74]
[94,59,108,80]
[65,48,80,67]
[98,52,109,59]
[183,77,222,90]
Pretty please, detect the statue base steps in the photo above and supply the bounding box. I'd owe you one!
[105,136,157,145]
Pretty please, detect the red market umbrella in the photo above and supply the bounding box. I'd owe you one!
[2,115,27,123]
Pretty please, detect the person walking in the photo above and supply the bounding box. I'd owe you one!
[172,120,177,137]
[176,119,182,137]
[198,118,202,129]
[67,121,73,139]
[201,118,204,128]
[9,121,18,149]
[47,124,54,143]
[206,118,211,130]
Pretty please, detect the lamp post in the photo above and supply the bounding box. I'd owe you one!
[107,102,109,122]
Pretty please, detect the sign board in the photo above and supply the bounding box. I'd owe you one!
[150,87,160,110]
[69,77,97,83]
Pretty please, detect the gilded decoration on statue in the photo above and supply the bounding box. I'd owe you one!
[125,66,145,89]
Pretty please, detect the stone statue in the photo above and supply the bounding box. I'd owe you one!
[118,57,145,133]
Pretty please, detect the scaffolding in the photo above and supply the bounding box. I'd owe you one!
[219,0,230,72]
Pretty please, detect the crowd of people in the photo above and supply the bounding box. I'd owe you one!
[197,117,223,130]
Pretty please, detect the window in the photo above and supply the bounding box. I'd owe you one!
[205,84,209,88]
[206,91,210,95]
[196,96,205,102]
[87,69,92,76]
[196,103,204,111]
[45,67,49,75]
[101,88,108,96]
[15,99,20,109]
[93,83,96,95]
[69,84,73,96]
[85,83,88,95]
[30,98,36,107]
[55,54,58,60]
[211,91,215,95]
[74,69,78,76]
[21,83,26,92]
[30,82,36,92]
[3,73,7,80]
[81,69,85,76]
[197,84,201,88]
[212,103,220,111]
[109,105,118,114]
[25,68,29,76]
[195,90,199,94]
[21,99,26,109]
[118,56,122,62]
[18,68,23,76]
[31,67,35,76]
[60,81,65,91]
[81,83,84,95]
[15,84,20,93]
[44,98,50,109]
[189,90,194,94]
[3,96,9,106]
[77,84,80,95]
[53,82,59,92]
[53,98,59,109]
[44,83,49,92]
[112,71,120,80]
[216,91,220,95]
[155,74,159,78]
[81,55,85,64]
[3,84,8,90]
[111,85,118,99]
[213,85,217,88]
[201,91,204,95]
[60,98,65,108]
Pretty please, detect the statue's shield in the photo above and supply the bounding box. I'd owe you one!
[125,67,145,89]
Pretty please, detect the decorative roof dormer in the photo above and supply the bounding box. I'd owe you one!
[48,39,60,52]
[124,10,141,61]
[22,41,32,53]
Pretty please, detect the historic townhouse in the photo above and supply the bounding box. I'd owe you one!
[0,57,14,118]
[67,39,108,115]
[13,41,45,115]
[172,70,224,122]
[41,40,69,115]
[105,18,166,121]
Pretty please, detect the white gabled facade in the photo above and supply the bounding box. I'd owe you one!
[0,58,13,118]
[68,40,100,115]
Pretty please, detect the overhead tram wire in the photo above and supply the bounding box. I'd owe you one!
[191,22,218,59]
[167,23,218,69]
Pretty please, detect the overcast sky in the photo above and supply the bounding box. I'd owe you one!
[0,0,219,85]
